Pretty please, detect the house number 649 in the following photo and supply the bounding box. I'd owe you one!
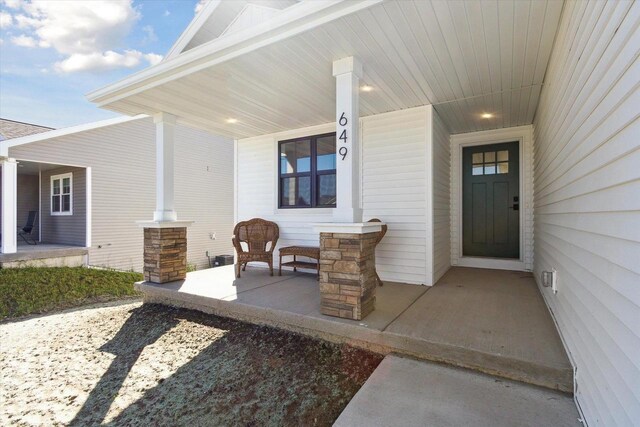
[338,112,348,160]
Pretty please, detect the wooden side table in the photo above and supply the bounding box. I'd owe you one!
[279,246,320,276]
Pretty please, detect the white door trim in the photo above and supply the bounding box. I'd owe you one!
[450,125,534,271]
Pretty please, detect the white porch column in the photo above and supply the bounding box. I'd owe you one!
[333,57,363,223]
[1,158,18,254]
[153,112,178,222]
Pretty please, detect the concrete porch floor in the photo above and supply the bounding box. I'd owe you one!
[136,266,573,392]
[0,243,88,267]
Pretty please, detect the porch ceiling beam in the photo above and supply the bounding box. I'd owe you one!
[86,0,383,109]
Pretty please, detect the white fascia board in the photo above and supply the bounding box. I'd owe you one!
[86,0,383,107]
[164,0,223,61]
[0,115,148,152]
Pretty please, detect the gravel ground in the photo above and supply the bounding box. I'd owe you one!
[0,302,383,427]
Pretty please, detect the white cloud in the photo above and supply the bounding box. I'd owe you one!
[0,11,12,28]
[195,0,208,14]
[164,10,170,17]
[11,34,36,47]
[55,49,162,73]
[13,13,38,29]
[145,53,162,66]
[19,1,140,55]
[5,0,162,73]
[2,0,22,9]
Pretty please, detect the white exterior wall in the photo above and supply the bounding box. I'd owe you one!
[236,106,435,285]
[10,117,234,271]
[532,1,640,425]
[362,107,429,285]
[431,108,451,284]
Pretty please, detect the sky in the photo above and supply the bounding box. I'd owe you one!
[0,0,206,128]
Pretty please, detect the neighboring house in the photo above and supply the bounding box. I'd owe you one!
[0,119,55,244]
[74,0,636,425]
[0,116,234,271]
[0,118,53,140]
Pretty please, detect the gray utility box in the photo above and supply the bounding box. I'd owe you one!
[215,255,234,266]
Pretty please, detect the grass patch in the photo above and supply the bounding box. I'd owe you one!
[0,267,142,320]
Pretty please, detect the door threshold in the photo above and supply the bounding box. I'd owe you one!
[456,257,526,271]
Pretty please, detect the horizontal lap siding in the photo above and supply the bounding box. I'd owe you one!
[175,126,235,269]
[40,167,86,246]
[17,175,39,240]
[431,108,451,284]
[237,107,431,285]
[532,1,640,425]
[236,133,333,259]
[10,118,233,271]
[0,174,40,240]
[362,107,429,285]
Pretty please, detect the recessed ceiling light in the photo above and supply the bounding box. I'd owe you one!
[226,118,238,124]
[481,113,494,119]
[361,85,373,92]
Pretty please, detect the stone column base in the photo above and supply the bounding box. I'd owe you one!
[319,231,377,320]
[143,227,187,283]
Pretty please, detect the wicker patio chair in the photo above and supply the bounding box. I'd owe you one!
[232,218,279,278]
[367,218,388,286]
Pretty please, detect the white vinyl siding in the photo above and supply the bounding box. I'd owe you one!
[431,108,451,284]
[41,167,85,246]
[221,4,281,37]
[362,107,429,285]
[532,1,640,425]
[236,124,335,260]
[236,106,432,285]
[9,118,234,271]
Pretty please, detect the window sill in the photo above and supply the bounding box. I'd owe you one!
[274,207,335,215]
[51,212,73,216]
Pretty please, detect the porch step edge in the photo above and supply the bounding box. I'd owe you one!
[136,281,573,394]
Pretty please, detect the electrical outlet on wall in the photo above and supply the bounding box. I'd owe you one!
[209,233,216,240]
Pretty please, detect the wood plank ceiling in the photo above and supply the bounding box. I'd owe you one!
[104,0,564,138]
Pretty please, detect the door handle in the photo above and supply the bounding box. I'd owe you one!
[509,203,519,211]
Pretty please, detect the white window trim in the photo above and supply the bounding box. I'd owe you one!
[269,123,340,215]
[50,172,73,216]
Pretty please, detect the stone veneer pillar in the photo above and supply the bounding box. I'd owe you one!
[315,222,383,320]
[143,227,187,283]
[139,220,193,284]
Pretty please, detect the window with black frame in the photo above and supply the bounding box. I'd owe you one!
[279,133,336,208]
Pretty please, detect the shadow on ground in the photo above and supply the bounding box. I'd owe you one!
[70,304,382,427]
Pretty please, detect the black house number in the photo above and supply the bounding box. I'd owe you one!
[338,111,348,160]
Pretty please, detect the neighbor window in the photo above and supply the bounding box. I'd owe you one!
[51,173,72,215]
[279,133,336,208]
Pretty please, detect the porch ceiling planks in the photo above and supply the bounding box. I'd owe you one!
[95,0,564,138]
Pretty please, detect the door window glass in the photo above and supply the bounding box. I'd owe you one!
[472,150,510,175]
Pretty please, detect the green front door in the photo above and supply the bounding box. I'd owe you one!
[463,141,519,259]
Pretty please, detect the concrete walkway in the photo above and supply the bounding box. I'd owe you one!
[334,355,581,427]
[136,265,573,392]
